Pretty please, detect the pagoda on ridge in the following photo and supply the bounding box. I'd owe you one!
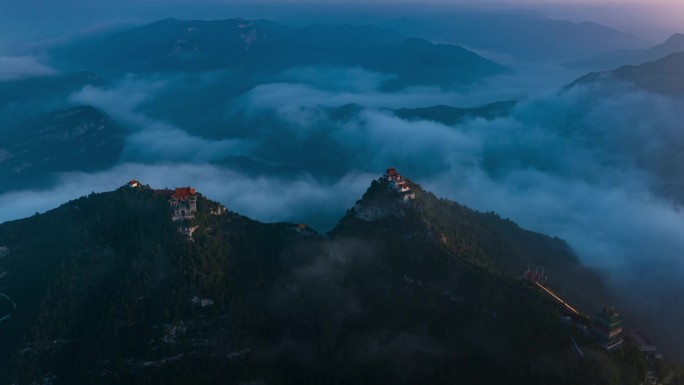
[592,306,625,351]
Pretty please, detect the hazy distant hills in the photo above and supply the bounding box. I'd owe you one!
[51,17,508,90]
[568,33,684,70]
[572,51,684,97]
[0,172,647,384]
[327,101,516,127]
[383,10,639,61]
[0,72,101,127]
[0,106,125,193]
[0,73,123,194]
[253,19,407,48]
[393,101,517,126]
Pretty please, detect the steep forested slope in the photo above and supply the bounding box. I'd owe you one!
[0,174,658,384]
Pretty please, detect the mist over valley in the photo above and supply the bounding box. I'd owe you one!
[1,2,684,383]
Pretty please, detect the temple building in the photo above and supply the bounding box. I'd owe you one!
[523,265,548,285]
[384,167,402,183]
[170,187,197,221]
[592,306,625,351]
[382,168,416,201]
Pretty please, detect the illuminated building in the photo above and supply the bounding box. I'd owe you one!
[592,306,625,351]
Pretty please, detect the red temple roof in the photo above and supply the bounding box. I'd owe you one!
[171,187,197,200]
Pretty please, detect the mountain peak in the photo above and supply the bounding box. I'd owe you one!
[350,168,419,222]
[569,50,684,97]
[662,32,684,48]
[381,167,417,201]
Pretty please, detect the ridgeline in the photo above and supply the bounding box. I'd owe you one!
[0,170,678,384]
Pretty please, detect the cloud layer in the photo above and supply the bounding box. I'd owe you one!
[225,73,684,359]
[0,56,54,81]
[4,58,684,359]
[0,164,373,231]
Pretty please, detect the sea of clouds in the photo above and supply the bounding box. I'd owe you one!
[1,57,684,359]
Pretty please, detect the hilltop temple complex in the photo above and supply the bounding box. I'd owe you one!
[125,180,201,236]
[353,168,417,221]
[383,168,416,201]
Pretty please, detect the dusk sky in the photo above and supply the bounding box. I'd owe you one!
[1,0,683,49]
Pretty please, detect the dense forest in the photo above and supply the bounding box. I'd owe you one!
[0,176,681,384]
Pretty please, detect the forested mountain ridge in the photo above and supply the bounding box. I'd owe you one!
[0,173,664,384]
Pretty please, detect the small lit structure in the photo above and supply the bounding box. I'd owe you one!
[523,265,547,285]
[293,223,316,236]
[179,225,199,238]
[592,306,625,351]
[127,179,140,188]
[210,204,227,216]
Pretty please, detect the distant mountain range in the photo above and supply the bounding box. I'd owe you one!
[568,33,684,70]
[383,10,639,61]
[51,18,508,90]
[0,170,650,384]
[571,51,684,97]
[392,101,517,126]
